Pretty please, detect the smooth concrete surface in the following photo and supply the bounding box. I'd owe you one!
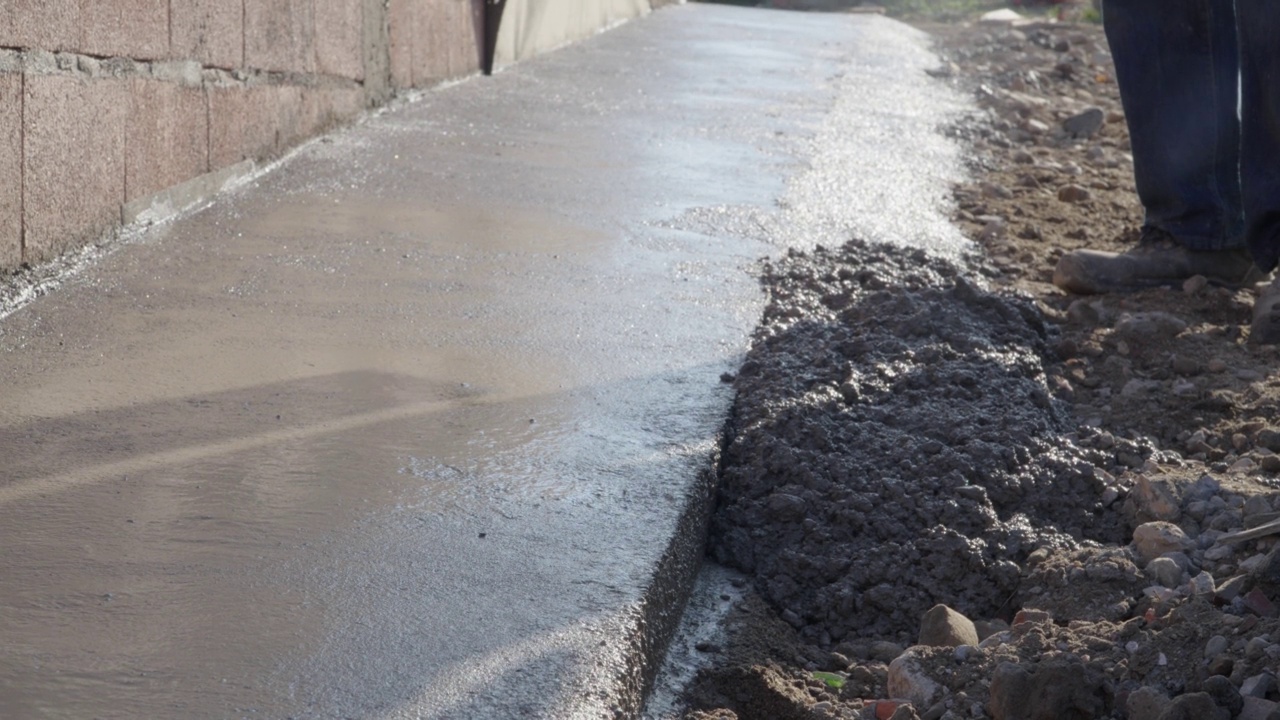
[0,5,969,718]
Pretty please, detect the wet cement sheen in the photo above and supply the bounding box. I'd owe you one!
[0,6,966,719]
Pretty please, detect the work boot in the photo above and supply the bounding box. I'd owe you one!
[1251,278,1280,345]
[1053,228,1263,295]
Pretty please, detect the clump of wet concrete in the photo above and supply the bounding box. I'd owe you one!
[710,240,1131,647]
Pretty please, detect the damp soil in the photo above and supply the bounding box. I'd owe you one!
[671,14,1280,720]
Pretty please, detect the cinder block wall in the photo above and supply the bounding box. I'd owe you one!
[0,0,489,271]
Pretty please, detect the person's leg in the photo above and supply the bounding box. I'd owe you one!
[1236,0,1280,271]
[1235,1,1280,343]
[1054,0,1254,294]
[1105,0,1243,249]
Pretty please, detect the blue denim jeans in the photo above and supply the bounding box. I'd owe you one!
[1104,0,1280,270]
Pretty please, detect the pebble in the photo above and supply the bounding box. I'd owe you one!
[1057,184,1091,203]
[1206,634,1230,658]
[1133,521,1191,563]
[1144,557,1183,588]
[919,604,980,648]
[1062,107,1105,138]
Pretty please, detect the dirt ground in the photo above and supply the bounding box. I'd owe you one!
[672,11,1280,720]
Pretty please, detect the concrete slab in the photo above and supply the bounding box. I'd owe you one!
[0,72,20,268]
[21,73,126,264]
[0,0,80,52]
[0,5,968,718]
[315,0,365,80]
[78,0,170,59]
[170,0,245,69]
[126,78,210,203]
[244,0,316,73]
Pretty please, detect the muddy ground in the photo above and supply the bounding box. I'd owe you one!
[670,11,1280,720]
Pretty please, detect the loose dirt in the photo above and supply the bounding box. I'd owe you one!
[670,13,1280,720]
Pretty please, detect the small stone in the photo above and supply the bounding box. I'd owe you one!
[1238,696,1279,720]
[888,648,943,708]
[1241,672,1276,697]
[1058,184,1092,203]
[919,605,980,648]
[1063,107,1105,139]
[1126,685,1169,720]
[1208,358,1229,373]
[1145,557,1183,588]
[1202,675,1243,716]
[1133,476,1181,521]
[1205,634,1230,659]
[1012,608,1052,626]
[1246,640,1273,663]
[954,645,976,662]
[1245,589,1279,617]
[1259,429,1280,453]
[1191,571,1217,598]
[1114,312,1189,342]
[1133,521,1191,563]
[1157,692,1229,720]
[1217,574,1254,603]
[1184,274,1210,294]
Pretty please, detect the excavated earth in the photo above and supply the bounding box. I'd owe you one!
[669,13,1280,720]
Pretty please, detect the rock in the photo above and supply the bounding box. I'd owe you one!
[1238,696,1279,720]
[1259,428,1280,452]
[888,648,943,708]
[1217,574,1254,602]
[1202,675,1243,717]
[1242,672,1277,697]
[988,659,1108,720]
[1133,476,1181,521]
[1133,522,1192,563]
[1183,274,1209,294]
[1114,312,1189,342]
[1190,571,1217,598]
[1245,589,1279,618]
[1063,107,1105,139]
[1156,692,1230,720]
[1126,686,1170,720]
[1012,608,1051,626]
[1145,557,1183,588]
[1057,184,1091,203]
[1205,634,1230,658]
[918,605,979,648]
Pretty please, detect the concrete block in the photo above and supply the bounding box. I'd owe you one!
[208,84,312,168]
[22,74,126,264]
[0,72,21,270]
[170,0,244,69]
[387,0,414,89]
[126,78,209,203]
[315,0,364,80]
[0,0,80,52]
[409,0,482,86]
[78,0,169,60]
[244,0,316,73]
[301,86,365,138]
[208,84,279,168]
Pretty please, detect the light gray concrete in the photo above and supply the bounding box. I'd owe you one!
[0,5,969,718]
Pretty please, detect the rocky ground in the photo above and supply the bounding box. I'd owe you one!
[666,10,1280,720]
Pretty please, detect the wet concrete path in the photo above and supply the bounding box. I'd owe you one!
[0,5,968,718]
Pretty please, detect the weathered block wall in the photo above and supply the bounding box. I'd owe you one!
[0,0,496,271]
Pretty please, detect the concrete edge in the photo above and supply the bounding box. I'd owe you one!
[616,438,724,716]
[122,159,256,226]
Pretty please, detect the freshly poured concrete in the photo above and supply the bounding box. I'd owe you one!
[0,5,968,718]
